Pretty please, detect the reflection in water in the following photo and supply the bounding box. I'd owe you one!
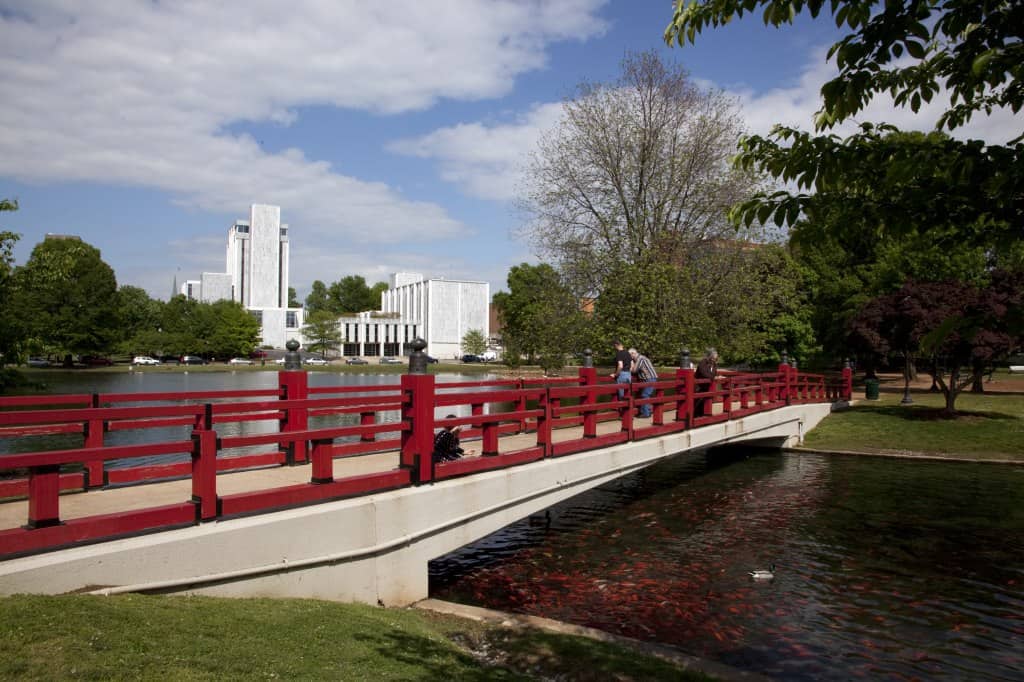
[430,452,1024,681]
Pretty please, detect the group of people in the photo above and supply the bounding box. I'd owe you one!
[611,341,719,418]
[610,340,659,417]
[432,345,720,462]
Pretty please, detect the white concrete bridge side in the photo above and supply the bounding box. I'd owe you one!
[0,403,832,605]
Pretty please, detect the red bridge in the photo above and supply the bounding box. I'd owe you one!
[1,361,850,563]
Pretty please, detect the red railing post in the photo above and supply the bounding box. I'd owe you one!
[27,465,61,528]
[191,424,218,521]
[83,393,105,488]
[279,369,309,464]
[514,378,528,433]
[721,376,732,418]
[652,379,665,424]
[843,361,853,401]
[359,411,375,442]
[401,372,435,483]
[311,438,333,483]
[676,367,695,429]
[482,421,499,456]
[579,365,597,438]
[780,362,792,405]
[536,389,552,456]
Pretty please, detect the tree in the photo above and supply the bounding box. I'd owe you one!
[301,310,342,358]
[519,50,765,298]
[369,281,389,309]
[328,275,377,314]
[288,287,300,308]
[493,263,585,370]
[461,329,487,356]
[591,243,815,366]
[206,300,262,359]
[305,280,331,314]
[664,1,1023,247]
[0,199,22,367]
[117,285,163,355]
[790,155,1006,365]
[14,236,119,363]
[849,273,1024,414]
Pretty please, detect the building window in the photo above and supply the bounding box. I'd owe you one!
[286,311,298,328]
[250,310,263,325]
[280,228,288,237]
[236,224,249,233]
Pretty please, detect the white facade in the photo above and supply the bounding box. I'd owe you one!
[380,275,489,359]
[182,204,303,348]
[331,311,422,358]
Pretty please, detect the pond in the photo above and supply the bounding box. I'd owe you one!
[429,450,1024,680]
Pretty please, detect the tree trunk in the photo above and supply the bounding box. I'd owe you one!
[943,367,961,415]
[970,358,985,393]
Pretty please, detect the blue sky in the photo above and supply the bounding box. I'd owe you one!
[0,1,1015,302]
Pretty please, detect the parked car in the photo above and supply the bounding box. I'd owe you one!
[426,355,439,364]
[132,356,160,366]
[80,355,113,366]
[379,356,403,365]
[180,355,205,365]
[461,354,481,363]
[345,357,368,365]
[158,354,180,364]
[27,357,50,368]
[305,357,329,366]
[228,357,253,365]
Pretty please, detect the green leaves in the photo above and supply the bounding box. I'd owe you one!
[666,0,1023,139]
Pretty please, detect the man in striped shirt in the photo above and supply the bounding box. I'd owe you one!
[629,348,657,418]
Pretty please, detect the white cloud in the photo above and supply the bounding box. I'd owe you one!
[388,102,565,200]
[0,0,609,293]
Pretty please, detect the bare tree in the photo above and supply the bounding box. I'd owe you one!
[519,51,764,296]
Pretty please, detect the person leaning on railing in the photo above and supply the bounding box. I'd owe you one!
[694,348,719,417]
[628,348,658,418]
[432,414,474,463]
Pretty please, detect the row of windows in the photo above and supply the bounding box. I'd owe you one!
[249,310,300,329]
[235,223,287,238]
[342,323,418,343]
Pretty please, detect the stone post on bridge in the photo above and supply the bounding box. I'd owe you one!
[402,338,436,483]
[279,339,309,464]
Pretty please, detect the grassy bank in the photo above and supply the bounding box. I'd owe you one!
[0,594,713,681]
[802,382,1024,461]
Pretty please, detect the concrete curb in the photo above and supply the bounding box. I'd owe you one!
[786,447,1024,466]
[415,598,771,682]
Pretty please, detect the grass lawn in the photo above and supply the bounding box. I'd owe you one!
[0,594,714,681]
[802,377,1024,461]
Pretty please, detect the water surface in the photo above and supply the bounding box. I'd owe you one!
[430,451,1024,680]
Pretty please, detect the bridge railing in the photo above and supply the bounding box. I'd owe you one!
[0,362,851,559]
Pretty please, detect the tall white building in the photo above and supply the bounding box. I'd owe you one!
[180,204,303,348]
[380,273,489,360]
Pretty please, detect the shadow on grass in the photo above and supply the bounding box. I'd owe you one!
[854,403,1017,422]
[355,625,706,682]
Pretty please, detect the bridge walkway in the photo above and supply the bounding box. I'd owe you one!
[0,412,639,530]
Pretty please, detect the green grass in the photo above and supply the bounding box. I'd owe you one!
[0,594,714,681]
[803,387,1024,461]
